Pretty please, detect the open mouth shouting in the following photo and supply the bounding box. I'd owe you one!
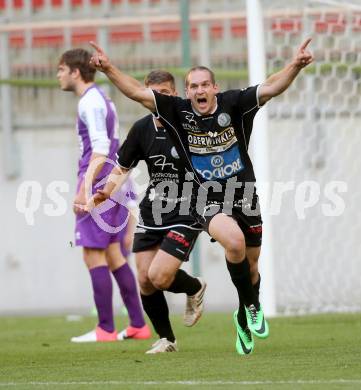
[194,96,212,114]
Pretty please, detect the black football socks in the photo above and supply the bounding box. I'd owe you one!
[141,290,175,342]
[253,273,261,303]
[226,258,260,327]
[167,269,202,296]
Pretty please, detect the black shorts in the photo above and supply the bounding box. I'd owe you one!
[132,226,200,262]
[191,199,262,247]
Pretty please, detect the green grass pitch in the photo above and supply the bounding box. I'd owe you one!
[1,313,360,389]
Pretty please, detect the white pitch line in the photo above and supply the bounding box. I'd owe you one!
[1,379,361,386]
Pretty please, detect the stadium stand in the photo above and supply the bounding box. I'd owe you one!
[1,1,360,82]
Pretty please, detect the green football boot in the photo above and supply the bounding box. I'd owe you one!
[233,310,254,355]
[245,304,269,339]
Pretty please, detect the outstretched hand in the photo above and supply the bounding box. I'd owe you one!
[89,41,111,72]
[294,38,314,68]
[84,190,109,212]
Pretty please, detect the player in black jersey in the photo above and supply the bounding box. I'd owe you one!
[93,71,206,354]
[89,38,313,355]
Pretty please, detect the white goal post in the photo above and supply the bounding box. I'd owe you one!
[246,0,276,317]
[242,0,361,315]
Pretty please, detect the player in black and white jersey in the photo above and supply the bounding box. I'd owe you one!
[89,39,313,355]
[94,71,206,354]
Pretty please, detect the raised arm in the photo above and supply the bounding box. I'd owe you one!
[258,38,313,106]
[89,41,155,111]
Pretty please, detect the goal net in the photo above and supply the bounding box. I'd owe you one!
[260,0,361,314]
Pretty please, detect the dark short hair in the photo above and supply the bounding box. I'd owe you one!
[144,70,175,89]
[58,48,96,83]
[185,66,216,87]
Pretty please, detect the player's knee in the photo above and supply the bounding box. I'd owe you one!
[137,271,153,291]
[224,234,246,258]
[148,270,172,290]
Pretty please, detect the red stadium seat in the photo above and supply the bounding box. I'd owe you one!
[314,13,345,33]
[110,26,143,42]
[33,31,63,47]
[32,0,44,8]
[13,0,23,9]
[272,19,302,32]
[210,23,223,39]
[150,23,180,41]
[72,31,97,44]
[231,19,247,37]
[9,33,25,48]
[150,23,197,41]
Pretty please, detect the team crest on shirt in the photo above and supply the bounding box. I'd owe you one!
[217,113,231,127]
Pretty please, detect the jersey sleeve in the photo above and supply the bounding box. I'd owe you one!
[117,122,143,169]
[225,85,261,115]
[78,91,110,155]
[152,90,183,130]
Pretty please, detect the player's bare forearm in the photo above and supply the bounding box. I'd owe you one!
[123,207,138,251]
[264,62,300,87]
[259,62,303,104]
[83,153,107,200]
[127,207,137,233]
[107,166,129,196]
[89,153,107,181]
[89,41,155,111]
[85,165,129,211]
[259,38,313,105]
[105,65,155,110]
[73,180,86,214]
